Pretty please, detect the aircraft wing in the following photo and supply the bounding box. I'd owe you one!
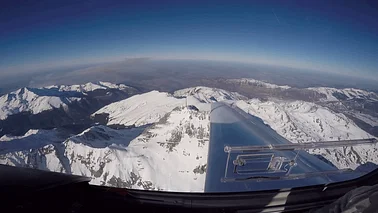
[205,102,370,192]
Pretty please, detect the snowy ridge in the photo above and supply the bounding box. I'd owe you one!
[93,91,186,127]
[228,78,291,89]
[46,81,130,93]
[227,78,378,102]
[235,99,377,169]
[106,106,209,191]
[174,86,246,103]
[0,107,209,192]
[0,82,133,120]
[307,87,378,102]
[0,129,64,153]
[0,128,67,171]
[0,87,81,120]
[348,112,378,127]
[1,85,377,191]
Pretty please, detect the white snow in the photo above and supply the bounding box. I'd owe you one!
[348,112,378,127]
[0,128,65,170]
[1,84,377,192]
[102,107,210,191]
[0,88,80,120]
[93,91,186,127]
[0,108,210,192]
[46,81,130,93]
[227,78,378,102]
[0,82,132,120]
[174,86,246,103]
[307,87,378,102]
[228,78,291,89]
[235,99,377,169]
[185,96,211,111]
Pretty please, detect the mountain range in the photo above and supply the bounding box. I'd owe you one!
[0,79,377,191]
[0,82,138,137]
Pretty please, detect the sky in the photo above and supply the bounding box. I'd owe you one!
[1,0,378,78]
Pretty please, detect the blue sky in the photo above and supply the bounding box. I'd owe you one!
[1,0,378,78]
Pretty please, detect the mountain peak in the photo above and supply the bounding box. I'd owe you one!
[0,82,135,120]
[93,91,185,127]
[174,86,246,103]
[47,81,131,93]
[308,87,378,101]
[229,78,291,90]
[1,83,377,191]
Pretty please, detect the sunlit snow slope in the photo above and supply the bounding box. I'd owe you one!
[174,86,246,103]
[93,91,186,127]
[46,81,132,93]
[308,87,378,102]
[0,84,377,192]
[227,78,291,90]
[0,107,210,191]
[0,87,81,120]
[235,99,377,169]
[0,82,131,120]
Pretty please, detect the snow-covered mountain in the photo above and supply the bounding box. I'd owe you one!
[45,81,132,93]
[235,99,377,169]
[0,128,67,154]
[174,86,246,103]
[93,87,244,127]
[0,128,71,171]
[304,87,378,137]
[0,87,216,191]
[308,87,378,102]
[0,83,377,192]
[0,82,138,137]
[0,106,210,191]
[0,82,135,120]
[0,87,81,120]
[93,91,186,127]
[204,78,378,137]
[227,78,378,101]
[227,78,291,90]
